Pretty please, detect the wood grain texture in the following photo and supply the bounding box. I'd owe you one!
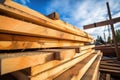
[28,49,95,80]
[53,53,98,80]
[0,51,54,75]
[81,51,102,80]
[0,33,84,43]
[39,49,76,60]
[22,49,94,76]
[0,3,93,39]
[0,41,84,50]
[52,45,95,53]
[0,15,92,42]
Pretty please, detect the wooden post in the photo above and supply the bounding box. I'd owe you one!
[106,2,120,60]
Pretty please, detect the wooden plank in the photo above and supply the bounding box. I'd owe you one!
[22,49,95,76]
[84,17,120,29]
[45,50,95,80]
[100,62,120,67]
[27,49,95,80]
[0,3,93,39]
[100,65,120,70]
[0,51,55,75]
[0,41,84,50]
[71,51,101,80]
[100,68,120,74]
[52,45,95,53]
[106,74,111,80]
[47,12,59,20]
[0,15,92,42]
[0,33,84,43]
[39,49,76,60]
[53,53,98,80]
[81,51,102,80]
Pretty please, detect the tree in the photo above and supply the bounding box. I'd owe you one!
[116,29,120,43]
[95,35,105,45]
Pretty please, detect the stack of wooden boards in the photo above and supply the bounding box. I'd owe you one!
[99,57,120,80]
[0,0,102,80]
[95,45,120,56]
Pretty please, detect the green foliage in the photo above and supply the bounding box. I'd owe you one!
[96,35,105,45]
[116,29,120,43]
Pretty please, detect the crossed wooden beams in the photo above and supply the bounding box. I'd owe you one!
[84,2,120,60]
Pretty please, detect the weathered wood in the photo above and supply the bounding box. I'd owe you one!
[21,49,94,76]
[47,12,59,20]
[0,51,55,75]
[106,2,120,60]
[0,41,84,50]
[100,62,120,67]
[84,17,120,29]
[100,65,120,70]
[0,15,92,42]
[95,45,120,56]
[53,53,98,80]
[0,3,93,39]
[106,74,111,80]
[27,49,95,80]
[100,68,120,74]
[81,51,102,80]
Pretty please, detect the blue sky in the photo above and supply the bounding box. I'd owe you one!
[13,0,120,40]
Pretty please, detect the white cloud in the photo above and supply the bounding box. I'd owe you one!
[46,0,120,40]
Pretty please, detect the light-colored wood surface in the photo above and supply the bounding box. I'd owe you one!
[81,51,102,80]
[53,53,98,80]
[0,15,92,42]
[28,50,94,80]
[0,33,85,45]
[22,49,94,76]
[54,45,95,53]
[39,49,76,60]
[0,41,84,50]
[71,51,100,80]
[0,51,54,75]
[0,3,93,39]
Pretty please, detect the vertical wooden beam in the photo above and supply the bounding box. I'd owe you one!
[106,2,120,60]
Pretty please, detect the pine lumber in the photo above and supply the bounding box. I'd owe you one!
[21,49,95,76]
[0,3,93,39]
[24,49,95,80]
[0,41,84,50]
[71,51,101,80]
[0,33,84,44]
[53,45,95,53]
[53,52,98,80]
[81,51,102,80]
[0,51,55,75]
[39,49,76,60]
[0,15,92,42]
